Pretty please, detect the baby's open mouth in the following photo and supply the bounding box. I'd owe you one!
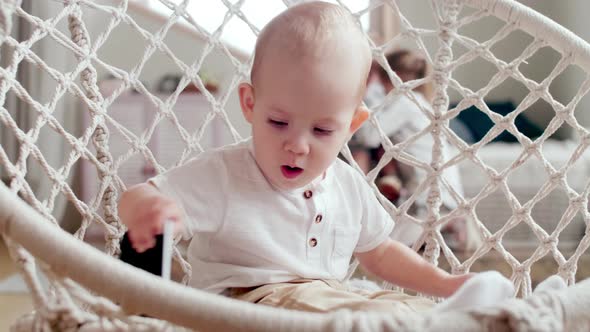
[281,165,303,179]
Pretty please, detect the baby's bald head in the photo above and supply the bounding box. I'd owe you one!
[250,1,372,99]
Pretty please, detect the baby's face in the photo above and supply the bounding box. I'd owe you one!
[244,51,366,190]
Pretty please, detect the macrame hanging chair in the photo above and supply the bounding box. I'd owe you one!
[1,0,590,330]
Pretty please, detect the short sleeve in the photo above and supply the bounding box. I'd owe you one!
[149,152,227,239]
[351,172,395,253]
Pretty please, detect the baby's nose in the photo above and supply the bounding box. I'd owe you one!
[284,135,310,155]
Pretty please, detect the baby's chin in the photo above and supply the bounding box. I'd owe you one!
[270,174,314,191]
[272,179,308,191]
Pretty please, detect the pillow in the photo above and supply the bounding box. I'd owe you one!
[452,101,543,143]
[449,117,475,144]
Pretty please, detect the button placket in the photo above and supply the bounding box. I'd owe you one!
[314,214,323,223]
[305,186,326,265]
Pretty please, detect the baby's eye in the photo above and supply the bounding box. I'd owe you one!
[314,127,333,136]
[268,119,288,127]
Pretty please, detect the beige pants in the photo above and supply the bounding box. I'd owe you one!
[230,279,434,313]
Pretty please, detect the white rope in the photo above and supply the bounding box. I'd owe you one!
[4,182,590,331]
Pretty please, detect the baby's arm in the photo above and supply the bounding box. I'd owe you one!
[118,183,184,253]
[355,238,471,297]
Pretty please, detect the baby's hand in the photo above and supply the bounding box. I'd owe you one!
[118,183,183,253]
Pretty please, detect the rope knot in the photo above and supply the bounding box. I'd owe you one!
[458,203,471,214]
[438,27,453,42]
[503,62,518,76]
[37,20,51,35]
[150,34,164,50]
[403,28,420,40]
[549,171,563,184]
[558,262,576,277]
[111,8,125,22]
[474,44,487,56]
[397,83,413,95]
[514,264,529,275]
[466,94,479,104]
[62,72,74,89]
[486,234,499,247]
[41,302,86,331]
[187,67,200,80]
[133,138,146,152]
[174,1,189,16]
[498,116,512,129]
[553,104,569,119]
[52,173,66,186]
[432,70,449,86]
[213,100,224,114]
[514,207,529,220]
[462,146,476,159]
[490,172,503,186]
[73,140,86,155]
[533,82,548,94]
[570,194,585,207]
[452,266,468,275]
[542,236,557,247]
[106,232,122,242]
[524,142,538,154]
[124,71,137,87]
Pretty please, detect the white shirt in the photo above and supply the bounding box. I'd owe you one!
[150,139,394,294]
[356,89,464,210]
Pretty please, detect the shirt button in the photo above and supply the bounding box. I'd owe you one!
[303,190,313,199]
[315,214,323,223]
[309,238,318,247]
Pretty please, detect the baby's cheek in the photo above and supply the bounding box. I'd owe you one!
[318,154,336,172]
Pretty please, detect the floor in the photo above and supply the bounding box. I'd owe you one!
[0,240,33,331]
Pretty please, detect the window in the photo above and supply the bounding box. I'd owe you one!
[141,0,370,54]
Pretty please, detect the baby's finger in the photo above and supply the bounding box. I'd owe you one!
[150,223,163,237]
[133,234,156,253]
[127,231,142,249]
[158,206,183,235]
[136,240,156,253]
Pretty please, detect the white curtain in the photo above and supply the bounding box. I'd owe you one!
[0,0,81,229]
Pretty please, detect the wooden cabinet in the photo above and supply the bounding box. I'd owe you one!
[80,93,224,204]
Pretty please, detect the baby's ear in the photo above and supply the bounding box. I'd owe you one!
[238,82,255,123]
[349,105,369,133]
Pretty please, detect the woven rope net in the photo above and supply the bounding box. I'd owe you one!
[1,0,590,330]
